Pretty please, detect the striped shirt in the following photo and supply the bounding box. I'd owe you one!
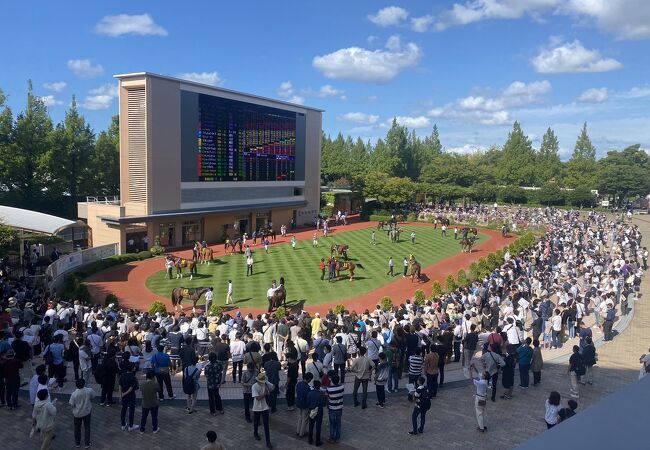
[326,383,345,410]
[408,355,423,377]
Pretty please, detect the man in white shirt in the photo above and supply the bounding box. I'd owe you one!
[204,288,214,313]
[226,281,233,305]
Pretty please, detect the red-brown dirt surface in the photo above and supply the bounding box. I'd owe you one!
[86,221,512,315]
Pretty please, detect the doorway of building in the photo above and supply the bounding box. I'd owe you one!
[238,219,249,235]
[159,223,176,248]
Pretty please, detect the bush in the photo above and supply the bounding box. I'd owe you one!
[380,296,393,311]
[334,304,346,316]
[413,290,426,306]
[368,214,392,222]
[137,251,152,260]
[149,301,167,315]
[275,306,286,319]
[407,212,417,222]
[457,269,469,287]
[60,273,80,300]
[468,262,479,282]
[444,275,457,294]
[105,293,119,308]
[209,304,223,317]
[75,252,154,279]
[487,253,499,271]
[430,281,443,299]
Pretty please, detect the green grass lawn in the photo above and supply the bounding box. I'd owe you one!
[145,226,487,309]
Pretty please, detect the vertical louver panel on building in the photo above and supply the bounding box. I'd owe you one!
[127,87,147,203]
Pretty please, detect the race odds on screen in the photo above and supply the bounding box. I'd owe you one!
[197,94,296,181]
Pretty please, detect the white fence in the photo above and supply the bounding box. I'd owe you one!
[46,243,118,291]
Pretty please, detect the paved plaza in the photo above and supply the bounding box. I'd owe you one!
[2,218,648,450]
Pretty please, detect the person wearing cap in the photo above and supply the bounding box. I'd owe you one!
[1,348,22,409]
[252,372,274,448]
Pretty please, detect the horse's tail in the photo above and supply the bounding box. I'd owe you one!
[171,288,177,306]
[356,262,364,269]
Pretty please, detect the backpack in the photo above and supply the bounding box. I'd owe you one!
[183,367,198,395]
[575,355,586,377]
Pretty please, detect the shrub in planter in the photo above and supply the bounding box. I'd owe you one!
[430,281,443,299]
[407,212,418,222]
[334,304,346,316]
[137,251,152,260]
[74,283,92,305]
[380,296,393,311]
[275,306,287,319]
[444,275,457,294]
[468,262,479,282]
[105,293,119,308]
[457,269,469,287]
[209,304,223,317]
[149,301,167,315]
[413,290,426,306]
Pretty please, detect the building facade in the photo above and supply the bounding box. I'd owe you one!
[79,72,322,253]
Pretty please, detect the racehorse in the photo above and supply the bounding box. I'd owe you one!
[409,259,422,283]
[173,256,197,280]
[377,221,385,230]
[461,227,478,238]
[270,277,286,310]
[171,286,211,312]
[195,241,214,264]
[225,238,243,255]
[259,227,276,242]
[437,216,450,226]
[459,236,477,253]
[330,244,349,260]
[334,260,360,281]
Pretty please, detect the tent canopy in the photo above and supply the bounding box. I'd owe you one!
[0,205,87,235]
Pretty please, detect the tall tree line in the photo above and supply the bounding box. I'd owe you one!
[321,119,650,206]
[0,83,119,219]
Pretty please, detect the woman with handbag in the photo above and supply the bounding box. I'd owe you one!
[470,363,489,432]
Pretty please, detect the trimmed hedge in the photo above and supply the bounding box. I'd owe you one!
[75,251,154,279]
[368,214,392,222]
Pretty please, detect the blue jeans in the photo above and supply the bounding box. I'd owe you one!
[519,363,530,387]
[328,409,342,441]
[387,366,399,391]
[121,395,136,427]
[551,330,560,348]
[568,321,576,339]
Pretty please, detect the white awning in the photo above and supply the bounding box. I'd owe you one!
[0,205,86,235]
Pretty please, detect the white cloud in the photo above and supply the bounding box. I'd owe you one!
[42,81,66,92]
[385,35,401,51]
[178,71,223,86]
[366,35,380,46]
[578,87,608,103]
[81,84,118,110]
[618,86,650,98]
[95,14,167,37]
[436,0,561,30]
[67,59,104,78]
[312,37,421,83]
[340,112,380,125]
[368,6,409,27]
[563,0,650,40]
[447,144,487,154]
[411,15,434,32]
[531,39,622,73]
[392,115,431,129]
[276,81,304,105]
[40,95,63,107]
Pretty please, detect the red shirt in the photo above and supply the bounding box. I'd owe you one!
[1,358,22,382]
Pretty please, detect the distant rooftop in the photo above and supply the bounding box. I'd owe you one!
[0,205,87,235]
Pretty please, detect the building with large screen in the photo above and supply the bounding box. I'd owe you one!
[79,72,322,253]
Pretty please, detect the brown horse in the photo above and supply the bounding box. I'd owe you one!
[377,221,385,230]
[171,286,211,312]
[330,244,349,260]
[270,277,286,310]
[410,260,422,282]
[260,227,276,242]
[460,236,477,253]
[173,257,197,280]
[225,238,243,255]
[195,241,214,264]
[334,260,358,281]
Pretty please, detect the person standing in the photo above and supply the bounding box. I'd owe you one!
[204,287,214,313]
[423,345,439,398]
[183,361,201,414]
[205,352,224,415]
[252,372,274,449]
[291,235,297,250]
[263,238,270,254]
[371,231,376,245]
[98,350,119,406]
[408,376,431,435]
[480,346,504,402]
[307,379,325,446]
[374,352,390,407]
[69,378,96,447]
[331,336,347,383]
[320,258,326,281]
[387,257,394,276]
[296,372,313,438]
[470,366,489,432]
[441,224,447,237]
[463,324,479,372]
[285,343,299,411]
[326,373,344,444]
[1,349,22,410]
[568,345,583,399]
[242,362,258,422]
[403,257,409,278]
[603,304,615,341]
[32,389,57,450]
[454,227,459,240]
[410,231,416,244]
[531,339,544,386]
[312,233,318,248]
[351,347,374,409]
[226,280,233,305]
[151,345,174,400]
[139,371,160,433]
[119,363,139,430]
[582,337,597,386]
[165,256,174,280]
[517,337,533,388]
[247,255,254,277]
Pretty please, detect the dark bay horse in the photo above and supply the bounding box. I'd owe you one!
[410,259,422,282]
[225,238,243,255]
[173,257,197,280]
[330,244,349,260]
[171,286,211,312]
[271,277,286,310]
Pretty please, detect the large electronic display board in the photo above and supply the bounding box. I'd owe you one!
[195,94,297,182]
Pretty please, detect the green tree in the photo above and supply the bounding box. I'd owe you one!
[42,97,96,216]
[567,186,596,208]
[496,122,537,186]
[6,80,53,208]
[536,183,565,206]
[92,115,120,195]
[0,90,15,197]
[0,221,18,256]
[572,122,596,161]
[373,119,408,177]
[537,127,562,184]
[565,123,597,189]
[597,144,650,206]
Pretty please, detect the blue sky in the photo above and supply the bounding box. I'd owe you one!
[2,0,649,158]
